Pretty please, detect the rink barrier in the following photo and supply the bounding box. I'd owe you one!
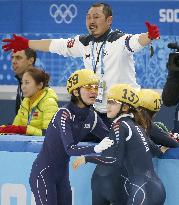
[0,135,179,205]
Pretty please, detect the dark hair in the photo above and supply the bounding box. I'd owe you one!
[70,88,80,104]
[89,2,112,18]
[70,94,79,104]
[24,48,37,65]
[136,108,156,130]
[116,102,147,130]
[25,67,50,89]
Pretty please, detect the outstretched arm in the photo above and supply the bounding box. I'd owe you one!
[28,40,52,52]
[138,21,160,47]
[138,33,151,47]
[55,109,113,156]
[2,34,82,57]
[72,123,127,170]
[2,34,52,52]
[72,154,117,170]
[149,122,179,148]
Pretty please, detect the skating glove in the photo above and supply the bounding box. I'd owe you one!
[94,137,114,153]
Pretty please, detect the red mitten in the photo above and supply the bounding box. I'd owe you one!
[145,21,160,40]
[2,34,29,52]
[0,125,27,134]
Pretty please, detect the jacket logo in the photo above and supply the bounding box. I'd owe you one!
[33,112,39,117]
[84,124,90,128]
[135,126,149,152]
[85,54,90,59]
[67,39,75,48]
[103,51,108,56]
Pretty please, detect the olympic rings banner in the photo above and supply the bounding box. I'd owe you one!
[49,3,78,24]
[0,0,178,35]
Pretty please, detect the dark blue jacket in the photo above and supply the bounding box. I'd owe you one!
[38,102,109,166]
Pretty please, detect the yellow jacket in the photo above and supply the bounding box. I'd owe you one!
[13,88,59,136]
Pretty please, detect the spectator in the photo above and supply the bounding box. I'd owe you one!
[0,67,58,136]
[2,2,160,141]
[11,49,37,114]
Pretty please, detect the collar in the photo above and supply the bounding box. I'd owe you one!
[29,89,45,108]
[68,102,91,117]
[113,113,134,124]
[15,75,22,84]
[92,28,111,42]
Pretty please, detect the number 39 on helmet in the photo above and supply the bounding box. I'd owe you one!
[107,84,140,108]
[66,69,99,94]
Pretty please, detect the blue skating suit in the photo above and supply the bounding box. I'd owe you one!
[29,102,109,205]
[86,114,166,205]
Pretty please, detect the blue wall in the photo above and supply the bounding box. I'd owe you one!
[0,135,179,205]
[0,0,179,35]
[0,0,179,87]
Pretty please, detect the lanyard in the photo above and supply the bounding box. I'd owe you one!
[91,30,112,75]
[27,106,37,125]
[91,30,113,104]
[91,42,105,75]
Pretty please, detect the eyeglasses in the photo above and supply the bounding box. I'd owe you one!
[107,99,122,105]
[82,84,98,92]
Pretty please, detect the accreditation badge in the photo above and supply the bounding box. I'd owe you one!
[96,77,106,103]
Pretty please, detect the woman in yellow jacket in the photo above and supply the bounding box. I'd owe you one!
[0,67,58,136]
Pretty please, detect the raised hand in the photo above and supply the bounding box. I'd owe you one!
[2,34,29,52]
[145,21,160,40]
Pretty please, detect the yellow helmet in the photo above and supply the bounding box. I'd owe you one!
[139,89,162,111]
[66,69,99,94]
[107,84,140,108]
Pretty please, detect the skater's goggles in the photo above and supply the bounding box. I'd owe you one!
[107,99,122,105]
[82,84,99,92]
